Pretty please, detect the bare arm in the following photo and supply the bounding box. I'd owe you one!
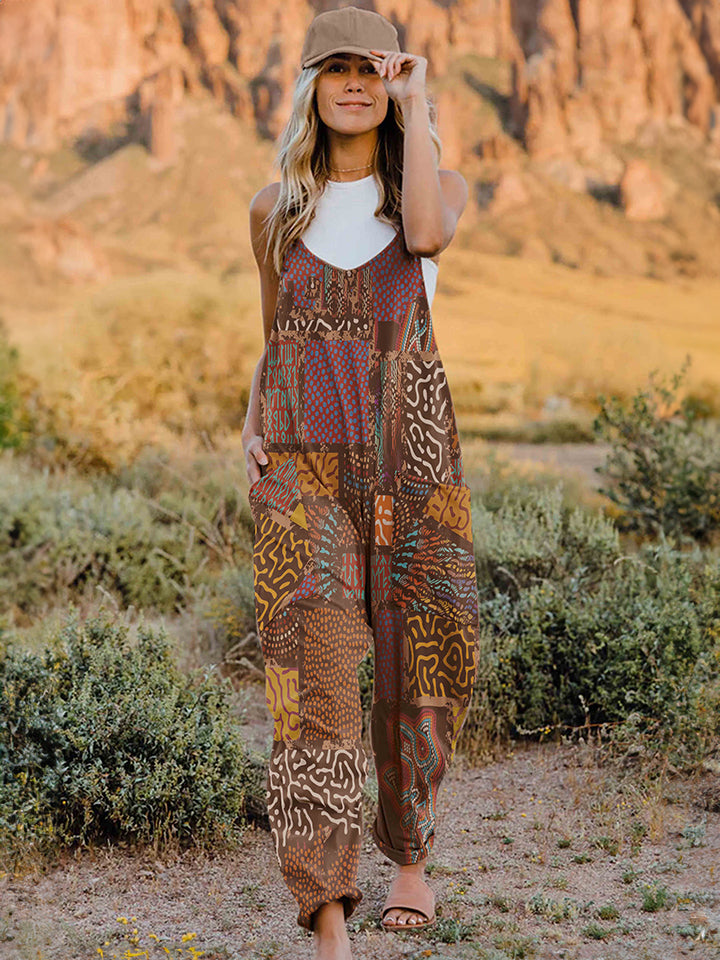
[370,49,468,258]
[242,182,281,487]
[400,97,468,258]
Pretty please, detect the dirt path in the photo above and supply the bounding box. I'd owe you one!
[2,726,718,960]
[481,441,612,492]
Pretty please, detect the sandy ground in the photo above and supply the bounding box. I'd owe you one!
[2,679,719,960]
[485,442,610,492]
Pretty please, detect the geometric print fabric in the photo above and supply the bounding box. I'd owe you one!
[250,226,480,931]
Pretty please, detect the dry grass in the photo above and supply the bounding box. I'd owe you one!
[6,249,720,470]
[431,245,720,424]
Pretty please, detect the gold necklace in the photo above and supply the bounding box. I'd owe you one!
[329,162,373,172]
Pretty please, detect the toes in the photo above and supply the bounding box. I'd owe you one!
[383,908,424,926]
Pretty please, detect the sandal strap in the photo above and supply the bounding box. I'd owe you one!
[381,873,435,922]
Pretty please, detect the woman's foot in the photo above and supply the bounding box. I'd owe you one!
[311,899,353,960]
[382,858,432,928]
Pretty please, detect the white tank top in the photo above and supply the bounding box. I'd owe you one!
[300,174,439,307]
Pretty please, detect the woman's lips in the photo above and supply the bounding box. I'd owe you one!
[338,103,370,109]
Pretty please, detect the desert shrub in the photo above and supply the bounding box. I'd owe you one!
[473,482,621,592]
[0,451,254,617]
[0,278,259,472]
[593,359,720,543]
[0,320,31,451]
[465,446,589,516]
[199,564,259,654]
[0,464,208,615]
[0,609,263,864]
[71,282,252,437]
[113,445,255,562]
[461,481,720,767]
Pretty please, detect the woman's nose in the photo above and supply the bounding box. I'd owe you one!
[345,69,365,89]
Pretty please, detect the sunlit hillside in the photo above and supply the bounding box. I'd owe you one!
[1,94,720,468]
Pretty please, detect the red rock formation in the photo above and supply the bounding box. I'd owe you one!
[511,0,718,158]
[0,0,191,149]
[487,170,531,214]
[620,157,678,220]
[1,0,720,164]
[18,217,110,282]
[145,65,183,163]
[681,0,720,87]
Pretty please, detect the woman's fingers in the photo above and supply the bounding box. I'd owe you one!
[245,438,267,486]
[369,48,399,79]
[371,51,414,81]
[394,53,416,78]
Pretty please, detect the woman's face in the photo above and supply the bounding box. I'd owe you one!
[314,52,389,133]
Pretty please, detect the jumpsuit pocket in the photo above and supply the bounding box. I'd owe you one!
[247,449,293,498]
[390,470,478,629]
[250,453,315,634]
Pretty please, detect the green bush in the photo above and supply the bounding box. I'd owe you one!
[459,483,720,769]
[0,609,264,864]
[0,320,29,451]
[593,359,720,543]
[473,482,621,592]
[199,564,258,649]
[0,451,254,616]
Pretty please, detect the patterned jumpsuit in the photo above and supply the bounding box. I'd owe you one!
[248,224,480,931]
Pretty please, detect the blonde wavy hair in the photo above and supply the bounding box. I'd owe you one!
[260,61,443,276]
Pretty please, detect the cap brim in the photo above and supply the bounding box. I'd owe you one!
[301,46,384,68]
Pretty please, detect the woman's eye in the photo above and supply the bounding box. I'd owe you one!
[327,62,374,72]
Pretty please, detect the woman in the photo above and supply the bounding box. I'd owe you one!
[242,7,480,958]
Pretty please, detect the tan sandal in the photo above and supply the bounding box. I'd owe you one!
[380,872,436,932]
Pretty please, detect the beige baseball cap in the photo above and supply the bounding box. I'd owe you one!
[300,6,400,69]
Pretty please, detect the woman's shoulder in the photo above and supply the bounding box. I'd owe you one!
[438,168,468,206]
[249,181,281,222]
[429,170,468,265]
[249,182,281,269]
[249,182,281,260]
[438,168,467,185]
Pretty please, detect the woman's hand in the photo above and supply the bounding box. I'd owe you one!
[243,431,268,488]
[368,48,427,103]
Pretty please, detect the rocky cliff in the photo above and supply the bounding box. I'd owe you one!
[4,0,720,284]
[3,0,720,163]
[510,0,720,159]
